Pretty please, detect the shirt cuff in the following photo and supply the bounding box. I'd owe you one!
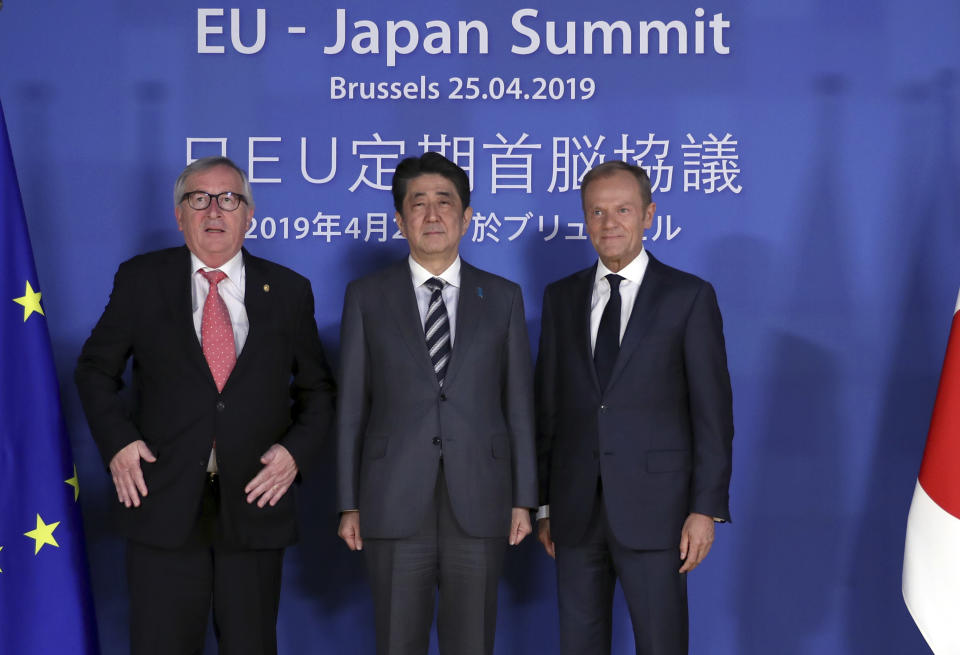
[536,505,550,520]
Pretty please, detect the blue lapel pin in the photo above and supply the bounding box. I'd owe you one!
[477,287,484,299]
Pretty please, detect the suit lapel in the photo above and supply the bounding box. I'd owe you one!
[443,261,480,390]
[381,260,440,387]
[573,264,602,394]
[163,247,211,383]
[605,253,664,392]
[230,249,268,386]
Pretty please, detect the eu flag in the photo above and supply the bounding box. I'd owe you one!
[0,99,100,652]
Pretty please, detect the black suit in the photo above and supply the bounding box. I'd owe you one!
[76,246,335,652]
[536,252,733,655]
[337,258,537,655]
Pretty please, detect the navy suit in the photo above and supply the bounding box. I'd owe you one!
[536,252,733,654]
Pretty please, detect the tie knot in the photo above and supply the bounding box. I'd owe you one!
[606,273,624,293]
[201,269,228,287]
[425,277,445,293]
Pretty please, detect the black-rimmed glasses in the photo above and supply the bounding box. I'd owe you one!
[180,190,247,211]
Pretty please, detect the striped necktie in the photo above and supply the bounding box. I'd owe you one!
[424,277,451,386]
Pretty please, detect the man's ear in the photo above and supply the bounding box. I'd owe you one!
[643,202,656,229]
[460,207,474,236]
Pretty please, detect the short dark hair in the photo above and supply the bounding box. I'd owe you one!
[580,160,652,208]
[392,152,470,214]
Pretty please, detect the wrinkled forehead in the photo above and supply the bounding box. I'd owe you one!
[184,165,245,192]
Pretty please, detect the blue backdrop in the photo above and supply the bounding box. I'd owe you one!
[2,1,957,653]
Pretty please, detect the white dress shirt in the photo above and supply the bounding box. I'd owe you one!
[409,255,461,347]
[190,250,248,354]
[190,250,248,472]
[589,249,650,353]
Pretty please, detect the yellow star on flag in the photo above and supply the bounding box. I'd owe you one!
[24,514,60,555]
[65,465,80,502]
[13,281,45,322]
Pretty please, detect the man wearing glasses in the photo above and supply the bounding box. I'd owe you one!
[75,156,335,655]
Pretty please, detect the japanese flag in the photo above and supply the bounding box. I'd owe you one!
[903,289,960,654]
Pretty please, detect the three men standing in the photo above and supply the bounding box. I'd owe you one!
[76,153,729,655]
[336,152,538,655]
[75,156,336,655]
[535,161,734,655]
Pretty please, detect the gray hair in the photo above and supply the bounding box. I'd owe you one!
[173,156,254,209]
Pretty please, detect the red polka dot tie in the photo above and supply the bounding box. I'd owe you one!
[200,269,236,392]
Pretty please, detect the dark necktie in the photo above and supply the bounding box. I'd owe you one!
[594,273,623,391]
[424,277,451,386]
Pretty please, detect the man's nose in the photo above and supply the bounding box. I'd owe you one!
[204,199,225,218]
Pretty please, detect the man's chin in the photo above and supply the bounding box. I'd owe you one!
[199,236,236,250]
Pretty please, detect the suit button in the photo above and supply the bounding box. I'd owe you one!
[432,437,441,446]
[440,393,447,401]
[216,400,226,411]
[600,404,607,413]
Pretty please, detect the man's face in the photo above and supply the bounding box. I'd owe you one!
[395,173,472,267]
[175,165,252,268]
[583,170,655,272]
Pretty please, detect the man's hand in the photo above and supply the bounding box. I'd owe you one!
[244,444,297,508]
[679,512,715,573]
[509,507,532,546]
[109,440,156,508]
[537,517,556,559]
[338,511,363,551]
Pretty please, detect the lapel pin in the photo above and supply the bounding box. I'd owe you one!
[263,284,270,293]
[477,287,484,299]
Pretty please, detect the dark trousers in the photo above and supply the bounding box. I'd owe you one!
[555,489,688,655]
[363,468,507,655]
[126,475,284,655]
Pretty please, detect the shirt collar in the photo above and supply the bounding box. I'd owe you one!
[191,249,244,283]
[409,255,461,289]
[595,248,649,287]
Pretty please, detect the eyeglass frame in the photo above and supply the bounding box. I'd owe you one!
[179,190,248,212]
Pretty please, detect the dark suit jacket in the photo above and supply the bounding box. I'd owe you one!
[536,253,733,551]
[75,246,335,550]
[336,258,538,539]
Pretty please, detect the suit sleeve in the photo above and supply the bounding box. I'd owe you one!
[683,281,734,521]
[277,279,336,478]
[74,262,144,468]
[503,285,538,509]
[335,281,369,511]
[534,286,558,507]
